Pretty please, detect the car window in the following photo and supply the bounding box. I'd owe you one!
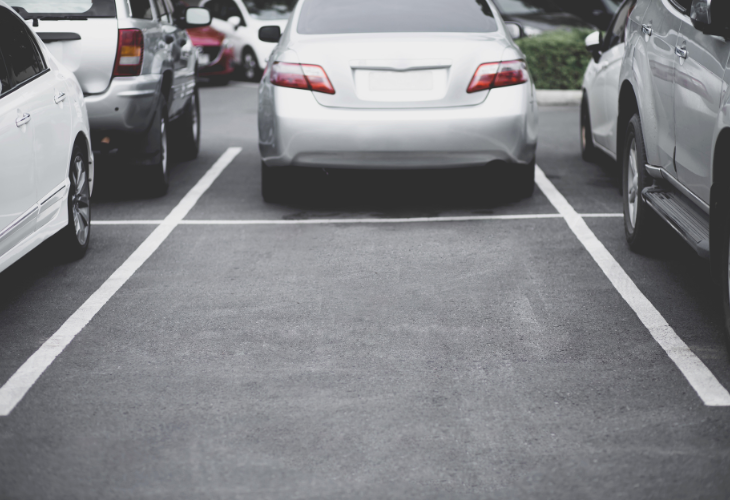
[490,0,562,15]
[669,0,691,13]
[605,0,635,49]
[243,0,294,20]
[153,0,169,21]
[8,0,116,18]
[0,47,11,96]
[130,0,153,19]
[0,9,46,87]
[204,0,242,21]
[298,0,499,35]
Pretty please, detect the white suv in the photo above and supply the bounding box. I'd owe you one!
[618,0,730,350]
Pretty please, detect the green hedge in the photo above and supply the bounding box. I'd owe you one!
[516,29,595,90]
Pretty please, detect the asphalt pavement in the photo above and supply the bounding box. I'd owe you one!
[1,82,729,499]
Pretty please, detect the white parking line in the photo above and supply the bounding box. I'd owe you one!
[0,147,242,417]
[91,213,622,226]
[535,166,730,406]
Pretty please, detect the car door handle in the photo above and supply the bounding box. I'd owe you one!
[54,91,66,104]
[642,24,652,36]
[675,46,688,59]
[16,112,31,127]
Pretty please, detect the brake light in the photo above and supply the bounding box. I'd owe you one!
[113,29,144,77]
[270,62,335,94]
[467,60,528,93]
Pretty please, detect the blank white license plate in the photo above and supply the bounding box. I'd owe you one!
[369,70,434,91]
[198,53,210,66]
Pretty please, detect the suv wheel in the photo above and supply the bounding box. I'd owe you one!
[58,143,91,259]
[622,113,658,251]
[148,95,170,196]
[581,94,598,162]
[721,216,730,356]
[175,87,200,161]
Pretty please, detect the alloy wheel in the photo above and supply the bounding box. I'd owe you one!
[244,53,257,80]
[71,154,90,246]
[160,117,168,176]
[191,93,199,144]
[627,138,639,229]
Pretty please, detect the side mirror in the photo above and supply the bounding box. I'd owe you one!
[227,15,241,27]
[585,30,603,61]
[505,21,525,39]
[259,25,281,43]
[179,7,211,28]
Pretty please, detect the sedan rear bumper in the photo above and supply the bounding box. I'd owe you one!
[259,83,538,169]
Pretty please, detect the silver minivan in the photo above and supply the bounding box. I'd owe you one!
[10,0,211,194]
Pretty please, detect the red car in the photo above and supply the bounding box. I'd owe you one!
[188,25,234,85]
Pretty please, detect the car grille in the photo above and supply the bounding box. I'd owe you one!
[200,46,221,60]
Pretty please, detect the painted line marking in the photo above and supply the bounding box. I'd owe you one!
[535,165,730,406]
[0,147,242,417]
[91,213,622,226]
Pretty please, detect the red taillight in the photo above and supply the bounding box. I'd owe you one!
[467,60,528,93]
[270,62,335,95]
[113,29,144,77]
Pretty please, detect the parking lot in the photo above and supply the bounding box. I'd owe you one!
[1,82,730,498]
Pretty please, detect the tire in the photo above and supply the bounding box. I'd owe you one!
[622,113,658,251]
[148,94,170,196]
[261,162,288,203]
[719,211,730,357]
[581,94,598,162]
[241,48,261,82]
[514,161,535,199]
[174,87,201,161]
[57,143,91,260]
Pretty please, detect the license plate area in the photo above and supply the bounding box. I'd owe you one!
[354,68,448,102]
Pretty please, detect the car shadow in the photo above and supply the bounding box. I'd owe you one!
[266,164,537,217]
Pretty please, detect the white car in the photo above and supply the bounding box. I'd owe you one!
[0,1,93,274]
[258,0,538,202]
[580,0,636,162]
[199,0,290,80]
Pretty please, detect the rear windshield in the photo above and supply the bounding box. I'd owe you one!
[10,0,116,18]
[297,0,499,35]
[244,0,295,20]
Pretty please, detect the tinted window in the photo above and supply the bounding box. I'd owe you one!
[153,0,169,20]
[0,9,45,85]
[0,48,11,96]
[204,0,242,21]
[244,0,295,20]
[130,0,153,19]
[605,0,635,48]
[491,0,561,15]
[298,0,499,35]
[9,0,116,17]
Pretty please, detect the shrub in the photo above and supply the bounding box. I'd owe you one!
[516,29,595,90]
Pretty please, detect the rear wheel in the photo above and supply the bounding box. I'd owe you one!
[174,87,200,161]
[261,162,289,203]
[721,214,730,357]
[58,143,90,260]
[514,161,535,199]
[148,95,169,196]
[581,94,598,162]
[622,113,658,251]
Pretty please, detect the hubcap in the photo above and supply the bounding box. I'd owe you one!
[244,53,256,79]
[627,139,639,229]
[71,155,90,245]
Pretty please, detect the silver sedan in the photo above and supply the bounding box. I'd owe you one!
[257,0,538,201]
